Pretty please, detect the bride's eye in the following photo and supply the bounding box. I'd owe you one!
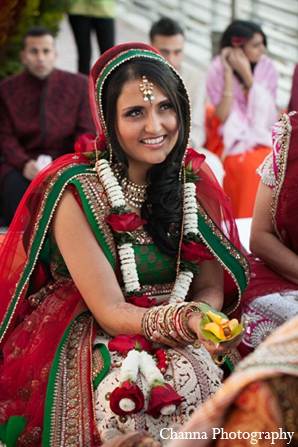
[125,108,142,117]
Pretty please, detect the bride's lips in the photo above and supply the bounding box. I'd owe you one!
[141,136,165,148]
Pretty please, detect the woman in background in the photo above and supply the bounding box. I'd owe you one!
[206,20,279,218]
[240,111,298,352]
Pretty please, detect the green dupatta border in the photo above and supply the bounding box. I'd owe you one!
[197,206,250,314]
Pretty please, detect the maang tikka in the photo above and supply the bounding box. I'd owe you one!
[139,76,154,105]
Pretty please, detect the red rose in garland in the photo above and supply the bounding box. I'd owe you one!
[74,133,97,153]
[105,212,146,233]
[108,334,155,356]
[146,383,184,417]
[110,381,144,416]
[181,241,214,264]
[185,148,205,174]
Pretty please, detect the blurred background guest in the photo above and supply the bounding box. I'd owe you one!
[68,0,115,74]
[205,20,279,218]
[0,26,95,225]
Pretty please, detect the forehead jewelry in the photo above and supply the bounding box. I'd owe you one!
[139,76,154,106]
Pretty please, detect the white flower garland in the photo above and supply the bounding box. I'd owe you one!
[98,159,125,208]
[183,182,198,234]
[119,349,140,382]
[169,270,194,304]
[96,158,199,301]
[96,159,140,292]
[118,349,177,415]
[138,350,164,385]
[118,349,140,412]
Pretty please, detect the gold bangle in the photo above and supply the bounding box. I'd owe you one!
[141,308,152,340]
[212,355,227,365]
[181,302,204,340]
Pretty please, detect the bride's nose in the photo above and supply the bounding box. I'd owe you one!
[144,110,162,134]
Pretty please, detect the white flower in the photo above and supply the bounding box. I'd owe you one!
[170,271,194,303]
[120,350,140,382]
[96,160,125,207]
[160,404,176,415]
[119,398,136,412]
[139,351,164,386]
[184,183,198,235]
[118,244,140,292]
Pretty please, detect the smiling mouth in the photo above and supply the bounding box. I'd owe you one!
[142,136,165,144]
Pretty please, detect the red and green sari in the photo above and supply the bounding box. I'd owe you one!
[0,42,250,447]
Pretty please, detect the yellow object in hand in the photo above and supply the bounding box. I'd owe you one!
[200,304,243,343]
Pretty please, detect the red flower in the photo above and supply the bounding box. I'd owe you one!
[155,349,167,374]
[125,295,157,308]
[105,212,146,233]
[108,334,154,355]
[110,381,144,415]
[146,383,183,417]
[74,132,107,154]
[74,133,96,153]
[231,36,247,47]
[185,148,205,173]
[181,241,214,264]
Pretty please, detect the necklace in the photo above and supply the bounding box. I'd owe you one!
[113,166,147,209]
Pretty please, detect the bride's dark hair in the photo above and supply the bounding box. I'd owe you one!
[102,57,190,257]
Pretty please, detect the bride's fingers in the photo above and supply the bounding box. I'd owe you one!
[150,331,189,348]
[205,334,243,356]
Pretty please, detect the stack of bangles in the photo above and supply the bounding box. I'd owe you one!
[142,301,203,344]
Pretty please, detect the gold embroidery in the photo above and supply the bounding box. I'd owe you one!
[197,202,250,314]
[271,113,292,240]
[77,174,117,260]
[50,313,97,446]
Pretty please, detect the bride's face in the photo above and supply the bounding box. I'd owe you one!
[115,78,179,173]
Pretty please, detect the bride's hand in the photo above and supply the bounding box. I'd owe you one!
[204,331,244,357]
[149,330,193,349]
[187,313,244,356]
